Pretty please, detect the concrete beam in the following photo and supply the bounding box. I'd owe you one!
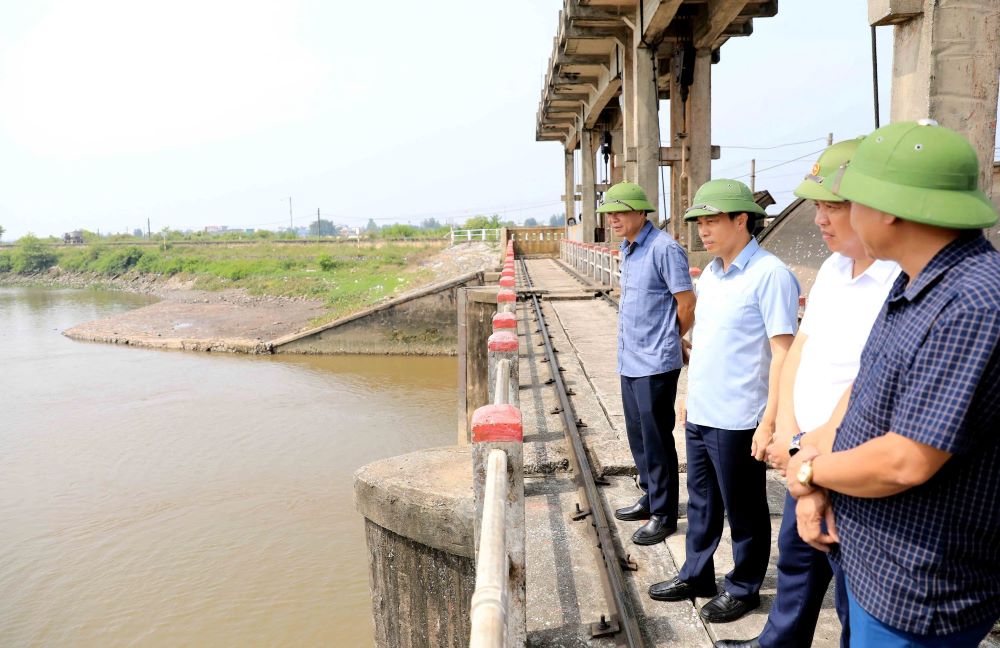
[660,145,721,162]
[567,5,630,23]
[869,0,923,26]
[641,0,685,44]
[694,0,751,49]
[885,0,1000,193]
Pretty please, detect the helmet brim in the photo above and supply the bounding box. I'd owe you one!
[836,167,998,229]
[683,199,766,222]
[596,199,655,214]
[793,178,844,202]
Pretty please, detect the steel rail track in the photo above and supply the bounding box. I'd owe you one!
[518,259,646,648]
[552,257,620,310]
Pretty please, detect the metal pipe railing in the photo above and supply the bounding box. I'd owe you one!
[470,449,510,648]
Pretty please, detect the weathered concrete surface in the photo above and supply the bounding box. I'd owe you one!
[365,520,475,648]
[274,271,484,355]
[355,445,477,648]
[354,445,473,558]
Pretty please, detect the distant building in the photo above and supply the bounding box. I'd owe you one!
[204,225,229,234]
[63,230,84,245]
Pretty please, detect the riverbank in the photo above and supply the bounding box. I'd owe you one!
[1,242,499,354]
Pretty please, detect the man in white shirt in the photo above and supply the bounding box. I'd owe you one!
[716,140,899,648]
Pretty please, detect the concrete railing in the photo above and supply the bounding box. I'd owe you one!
[560,239,620,289]
[451,228,502,244]
[470,239,525,648]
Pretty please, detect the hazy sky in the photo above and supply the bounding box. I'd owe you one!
[0,1,995,240]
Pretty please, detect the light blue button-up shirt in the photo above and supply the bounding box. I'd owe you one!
[617,221,693,378]
[687,237,800,430]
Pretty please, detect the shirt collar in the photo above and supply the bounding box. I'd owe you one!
[711,237,759,276]
[892,232,989,303]
[620,220,654,254]
[831,252,899,285]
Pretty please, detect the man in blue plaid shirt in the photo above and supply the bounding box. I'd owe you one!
[786,121,1000,647]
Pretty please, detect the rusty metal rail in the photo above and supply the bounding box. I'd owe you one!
[519,259,646,648]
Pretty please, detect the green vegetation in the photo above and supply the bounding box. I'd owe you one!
[0,240,456,319]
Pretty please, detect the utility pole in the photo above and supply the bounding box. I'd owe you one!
[827,132,834,146]
[316,208,321,240]
[147,218,151,240]
[750,159,756,192]
[288,197,293,231]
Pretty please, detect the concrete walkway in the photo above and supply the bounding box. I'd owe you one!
[515,258,998,648]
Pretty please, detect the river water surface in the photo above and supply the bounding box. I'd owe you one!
[0,287,457,647]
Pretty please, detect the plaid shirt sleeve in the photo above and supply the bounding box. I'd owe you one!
[890,307,1000,454]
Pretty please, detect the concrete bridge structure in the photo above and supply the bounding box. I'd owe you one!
[538,0,1000,249]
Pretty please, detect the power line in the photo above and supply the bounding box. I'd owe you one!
[719,137,827,150]
[732,147,827,180]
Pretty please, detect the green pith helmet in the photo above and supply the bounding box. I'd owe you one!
[596,182,655,213]
[683,179,766,221]
[794,138,864,202]
[832,120,998,229]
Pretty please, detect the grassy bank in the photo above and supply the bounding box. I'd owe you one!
[0,238,457,319]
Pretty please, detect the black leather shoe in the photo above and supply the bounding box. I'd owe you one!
[714,638,761,648]
[614,500,651,521]
[631,514,677,545]
[648,577,718,602]
[700,591,760,623]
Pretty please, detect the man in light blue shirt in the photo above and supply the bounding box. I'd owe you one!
[649,179,800,625]
[597,182,695,546]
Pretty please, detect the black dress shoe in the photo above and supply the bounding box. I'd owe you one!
[714,638,761,648]
[631,514,677,545]
[648,577,718,602]
[700,591,760,623]
[614,500,650,521]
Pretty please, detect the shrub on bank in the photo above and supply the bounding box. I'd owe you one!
[11,236,58,273]
[0,251,11,273]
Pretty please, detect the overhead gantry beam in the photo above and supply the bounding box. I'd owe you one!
[694,0,752,49]
[641,0,685,44]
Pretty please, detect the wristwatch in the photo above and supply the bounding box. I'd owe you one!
[796,457,815,488]
[789,432,805,457]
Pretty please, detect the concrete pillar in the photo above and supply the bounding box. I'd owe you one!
[634,43,661,225]
[880,0,1000,195]
[459,287,499,444]
[687,48,713,251]
[668,55,687,245]
[563,149,575,228]
[581,130,597,242]
[621,42,637,182]
[355,446,475,648]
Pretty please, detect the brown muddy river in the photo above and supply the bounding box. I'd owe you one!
[0,287,458,647]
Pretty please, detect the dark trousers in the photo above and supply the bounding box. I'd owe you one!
[620,371,681,520]
[679,422,771,599]
[759,491,851,648]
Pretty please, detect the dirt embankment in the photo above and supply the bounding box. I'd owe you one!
[4,242,499,354]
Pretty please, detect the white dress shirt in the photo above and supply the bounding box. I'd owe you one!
[792,252,901,431]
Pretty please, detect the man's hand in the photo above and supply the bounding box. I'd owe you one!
[786,446,820,498]
[751,420,774,462]
[767,424,799,475]
[796,489,839,552]
[681,339,692,365]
